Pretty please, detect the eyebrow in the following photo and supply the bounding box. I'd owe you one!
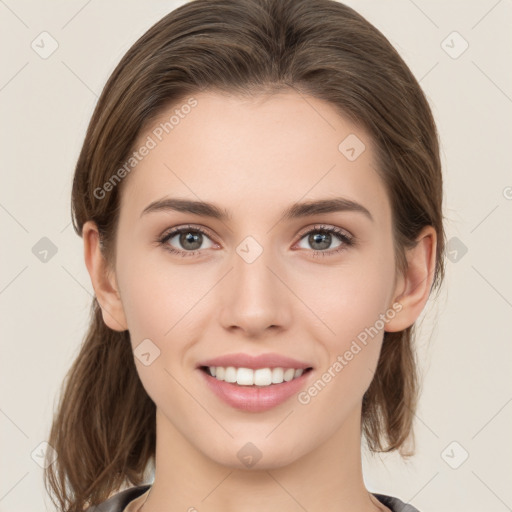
[140,196,374,222]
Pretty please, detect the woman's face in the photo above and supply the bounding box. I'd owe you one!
[106,91,404,468]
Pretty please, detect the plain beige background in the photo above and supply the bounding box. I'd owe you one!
[1,1,511,511]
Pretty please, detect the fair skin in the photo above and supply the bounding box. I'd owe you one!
[83,90,436,512]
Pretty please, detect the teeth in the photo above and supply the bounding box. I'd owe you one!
[207,366,306,386]
[271,367,284,384]
[225,366,237,383]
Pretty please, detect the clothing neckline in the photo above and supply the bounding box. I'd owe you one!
[91,483,419,512]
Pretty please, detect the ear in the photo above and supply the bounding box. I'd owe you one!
[82,220,128,332]
[385,225,437,332]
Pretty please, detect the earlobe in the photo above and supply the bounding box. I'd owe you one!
[82,220,128,332]
[385,226,437,333]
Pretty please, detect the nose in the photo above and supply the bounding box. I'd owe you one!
[218,240,292,337]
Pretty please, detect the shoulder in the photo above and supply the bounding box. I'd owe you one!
[373,493,421,512]
[84,484,151,512]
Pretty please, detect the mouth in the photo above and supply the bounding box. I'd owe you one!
[195,352,315,412]
[199,365,314,386]
[198,364,315,412]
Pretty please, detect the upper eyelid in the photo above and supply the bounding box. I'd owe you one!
[161,224,216,241]
[296,223,352,239]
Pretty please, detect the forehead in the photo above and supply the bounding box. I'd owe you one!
[119,90,390,225]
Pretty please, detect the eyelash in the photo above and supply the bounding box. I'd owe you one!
[156,223,355,258]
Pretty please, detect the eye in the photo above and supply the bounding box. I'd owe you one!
[157,225,216,257]
[295,224,354,257]
[157,223,354,258]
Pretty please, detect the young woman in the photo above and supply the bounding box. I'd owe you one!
[44,0,445,511]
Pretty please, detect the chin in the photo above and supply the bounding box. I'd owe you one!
[200,436,308,471]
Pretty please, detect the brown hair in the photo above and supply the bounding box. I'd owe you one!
[44,0,445,510]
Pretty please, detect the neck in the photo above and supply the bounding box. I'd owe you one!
[139,407,387,512]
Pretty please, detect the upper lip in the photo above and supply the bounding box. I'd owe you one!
[197,352,313,370]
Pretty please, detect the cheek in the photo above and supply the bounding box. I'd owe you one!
[295,248,395,395]
[298,254,395,343]
[118,273,167,343]
[115,249,215,403]
[116,245,208,341]
[296,273,392,422]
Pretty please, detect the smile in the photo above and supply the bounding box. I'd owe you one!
[198,366,314,412]
[201,366,312,386]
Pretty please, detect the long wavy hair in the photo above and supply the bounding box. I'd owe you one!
[44,0,445,510]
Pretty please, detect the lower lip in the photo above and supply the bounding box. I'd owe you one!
[199,368,313,413]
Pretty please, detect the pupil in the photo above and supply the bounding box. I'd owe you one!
[310,232,330,250]
[181,231,201,250]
